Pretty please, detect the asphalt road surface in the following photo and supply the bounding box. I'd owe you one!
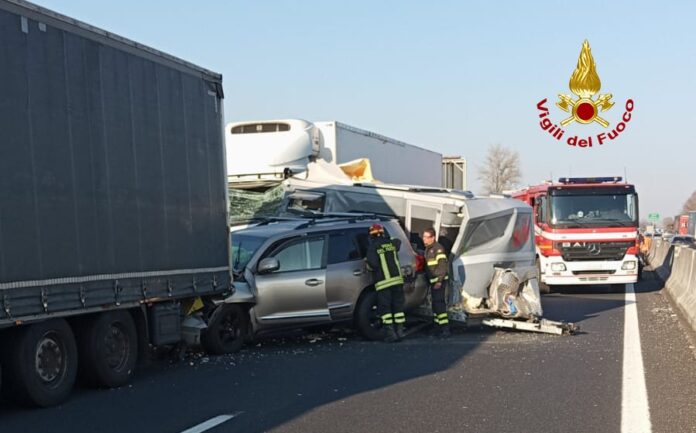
[1,269,695,433]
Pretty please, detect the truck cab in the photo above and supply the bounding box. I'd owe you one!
[512,177,640,291]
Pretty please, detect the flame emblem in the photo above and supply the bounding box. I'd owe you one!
[557,40,614,127]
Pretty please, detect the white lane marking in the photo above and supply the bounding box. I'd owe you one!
[181,413,243,433]
[622,284,652,433]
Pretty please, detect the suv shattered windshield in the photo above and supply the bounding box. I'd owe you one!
[232,233,267,274]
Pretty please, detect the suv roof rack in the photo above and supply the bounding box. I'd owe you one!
[286,208,394,220]
[242,210,395,230]
[247,216,307,227]
[286,211,395,230]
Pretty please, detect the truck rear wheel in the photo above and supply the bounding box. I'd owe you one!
[202,304,247,355]
[4,319,78,407]
[77,311,138,388]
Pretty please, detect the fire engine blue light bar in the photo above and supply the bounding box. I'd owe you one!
[558,177,622,184]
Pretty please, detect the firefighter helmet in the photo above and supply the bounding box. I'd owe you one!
[368,223,384,237]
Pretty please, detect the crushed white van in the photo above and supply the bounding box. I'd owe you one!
[278,161,555,328]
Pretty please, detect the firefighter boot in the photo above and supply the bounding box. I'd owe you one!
[395,324,406,340]
[384,325,399,343]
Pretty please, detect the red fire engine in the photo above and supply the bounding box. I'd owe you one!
[511,177,639,292]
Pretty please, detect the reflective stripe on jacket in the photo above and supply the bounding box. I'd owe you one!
[425,241,448,284]
[365,237,404,290]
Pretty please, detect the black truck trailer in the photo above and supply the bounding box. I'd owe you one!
[0,0,234,406]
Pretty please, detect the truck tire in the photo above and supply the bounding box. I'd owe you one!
[202,304,247,355]
[77,311,138,388]
[536,258,551,294]
[354,290,383,341]
[4,319,77,407]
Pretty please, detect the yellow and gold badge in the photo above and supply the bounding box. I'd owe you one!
[556,40,614,127]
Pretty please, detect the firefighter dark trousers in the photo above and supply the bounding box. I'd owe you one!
[431,284,449,326]
[377,284,405,327]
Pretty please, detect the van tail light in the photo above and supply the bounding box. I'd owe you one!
[415,255,425,273]
[512,214,531,249]
[538,237,562,257]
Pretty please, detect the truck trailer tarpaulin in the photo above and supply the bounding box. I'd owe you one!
[0,0,231,324]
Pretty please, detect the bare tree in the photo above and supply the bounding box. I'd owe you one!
[639,219,648,231]
[682,190,696,214]
[662,216,674,231]
[477,144,522,194]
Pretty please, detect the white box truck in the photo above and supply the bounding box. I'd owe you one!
[226,119,442,187]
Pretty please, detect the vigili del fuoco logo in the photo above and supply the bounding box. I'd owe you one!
[536,40,634,148]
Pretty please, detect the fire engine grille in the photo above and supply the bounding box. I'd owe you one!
[572,270,617,275]
[559,241,633,262]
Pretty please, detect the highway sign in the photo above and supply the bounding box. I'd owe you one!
[648,213,660,222]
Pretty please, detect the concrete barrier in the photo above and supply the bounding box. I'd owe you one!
[647,237,659,264]
[651,239,674,281]
[649,244,696,333]
[666,247,688,292]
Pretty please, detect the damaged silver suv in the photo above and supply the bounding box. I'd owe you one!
[203,215,428,353]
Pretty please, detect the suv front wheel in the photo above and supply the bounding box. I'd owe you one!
[202,304,248,355]
[354,290,383,341]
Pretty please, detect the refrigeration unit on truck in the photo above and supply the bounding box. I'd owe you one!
[0,0,233,407]
[226,119,443,188]
[511,177,640,292]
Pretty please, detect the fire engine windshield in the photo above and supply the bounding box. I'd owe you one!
[549,188,638,228]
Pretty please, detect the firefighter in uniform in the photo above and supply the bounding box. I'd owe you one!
[422,227,450,337]
[365,223,406,342]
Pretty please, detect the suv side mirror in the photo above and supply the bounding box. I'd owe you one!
[258,257,280,274]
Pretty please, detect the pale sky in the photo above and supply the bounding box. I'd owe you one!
[33,0,696,221]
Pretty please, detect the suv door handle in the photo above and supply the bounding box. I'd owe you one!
[352,269,363,276]
[305,279,323,286]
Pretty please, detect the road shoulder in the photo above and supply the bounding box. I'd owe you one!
[637,271,696,433]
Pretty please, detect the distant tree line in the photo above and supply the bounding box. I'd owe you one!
[477,144,521,195]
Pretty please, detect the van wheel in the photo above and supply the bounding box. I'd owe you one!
[77,311,138,388]
[4,319,77,407]
[355,291,383,341]
[202,304,247,355]
[536,258,551,294]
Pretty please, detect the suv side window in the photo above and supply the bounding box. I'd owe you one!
[271,237,325,272]
[327,227,389,265]
[327,231,361,265]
